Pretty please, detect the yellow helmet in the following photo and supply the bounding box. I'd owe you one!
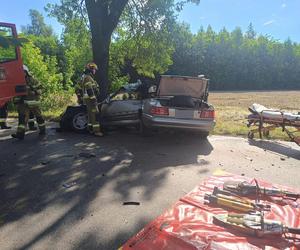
[86,62,98,71]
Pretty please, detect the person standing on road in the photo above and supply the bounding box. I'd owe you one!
[12,65,46,140]
[77,62,103,137]
[0,102,11,129]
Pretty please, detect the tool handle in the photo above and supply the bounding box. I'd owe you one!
[288,227,300,235]
[285,193,299,199]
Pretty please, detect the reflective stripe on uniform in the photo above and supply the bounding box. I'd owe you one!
[0,118,6,122]
[24,100,40,106]
[38,123,46,128]
[28,119,35,122]
[17,125,26,132]
[93,124,100,128]
[85,82,93,88]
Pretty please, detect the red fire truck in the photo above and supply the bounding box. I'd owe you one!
[0,22,26,108]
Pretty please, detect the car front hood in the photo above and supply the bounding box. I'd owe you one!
[157,75,208,98]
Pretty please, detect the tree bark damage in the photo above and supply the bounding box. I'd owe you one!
[85,0,128,101]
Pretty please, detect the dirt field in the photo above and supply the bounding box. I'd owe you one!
[209,91,300,140]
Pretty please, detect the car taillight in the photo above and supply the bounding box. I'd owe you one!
[200,110,215,118]
[150,106,169,115]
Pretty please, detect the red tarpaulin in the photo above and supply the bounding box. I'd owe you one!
[121,172,300,250]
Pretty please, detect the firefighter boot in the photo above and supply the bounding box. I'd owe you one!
[0,122,11,129]
[38,125,46,135]
[11,133,25,140]
[28,122,37,131]
[94,131,104,137]
[11,125,25,140]
[28,112,37,130]
[37,117,46,135]
[93,124,103,137]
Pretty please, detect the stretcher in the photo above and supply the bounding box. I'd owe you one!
[247,103,300,146]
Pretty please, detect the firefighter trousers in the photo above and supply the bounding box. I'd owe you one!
[84,95,101,134]
[28,111,36,129]
[0,102,8,127]
[16,102,45,137]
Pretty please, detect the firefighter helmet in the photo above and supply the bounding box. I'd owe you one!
[86,62,98,71]
[23,65,29,72]
[23,65,31,75]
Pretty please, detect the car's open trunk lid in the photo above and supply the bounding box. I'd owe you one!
[157,75,209,99]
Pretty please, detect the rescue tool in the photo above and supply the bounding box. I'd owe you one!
[213,212,300,238]
[223,180,300,200]
[204,187,270,212]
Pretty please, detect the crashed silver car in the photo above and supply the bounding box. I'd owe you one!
[141,75,215,137]
[59,75,215,137]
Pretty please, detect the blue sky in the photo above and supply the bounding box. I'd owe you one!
[178,0,300,42]
[1,0,299,42]
[1,0,62,34]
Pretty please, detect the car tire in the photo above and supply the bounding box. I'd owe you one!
[60,105,88,133]
[72,112,88,133]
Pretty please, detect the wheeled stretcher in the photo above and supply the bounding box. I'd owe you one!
[247,103,300,146]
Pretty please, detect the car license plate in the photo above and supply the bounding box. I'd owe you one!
[169,108,175,117]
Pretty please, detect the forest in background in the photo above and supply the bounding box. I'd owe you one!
[3,4,300,111]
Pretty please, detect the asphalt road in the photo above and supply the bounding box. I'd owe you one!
[0,123,299,250]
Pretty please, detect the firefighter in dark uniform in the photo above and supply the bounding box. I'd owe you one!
[12,65,46,139]
[76,62,103,137]
[0,103,11,129]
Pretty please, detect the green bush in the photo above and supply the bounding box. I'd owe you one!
[21,37,73,114]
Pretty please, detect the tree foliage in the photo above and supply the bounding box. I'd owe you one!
[46,0,200,99]
[168,23,300,90]
[20,38,72,110]
[9,6,300,115]
[21,9,54,37]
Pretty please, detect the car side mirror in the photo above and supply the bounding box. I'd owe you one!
[148,85,157,94]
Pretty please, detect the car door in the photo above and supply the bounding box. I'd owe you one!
[101,92,142,125]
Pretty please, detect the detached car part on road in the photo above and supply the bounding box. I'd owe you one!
[59,75,216,137]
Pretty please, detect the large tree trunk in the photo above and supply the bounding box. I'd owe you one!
[85,0,128,101]
[93,35,110,101]
[89,24,112,101]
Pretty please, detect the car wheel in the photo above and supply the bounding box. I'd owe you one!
[72,112,88,133]
[59,105,88,133]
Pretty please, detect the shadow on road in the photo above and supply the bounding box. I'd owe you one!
[0,127,213,249]
[248,138,300,160]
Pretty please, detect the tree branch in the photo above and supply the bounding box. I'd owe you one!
[109,0,129,29]
[76,0,89,29]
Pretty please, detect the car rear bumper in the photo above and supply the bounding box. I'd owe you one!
[142,114,215,131]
